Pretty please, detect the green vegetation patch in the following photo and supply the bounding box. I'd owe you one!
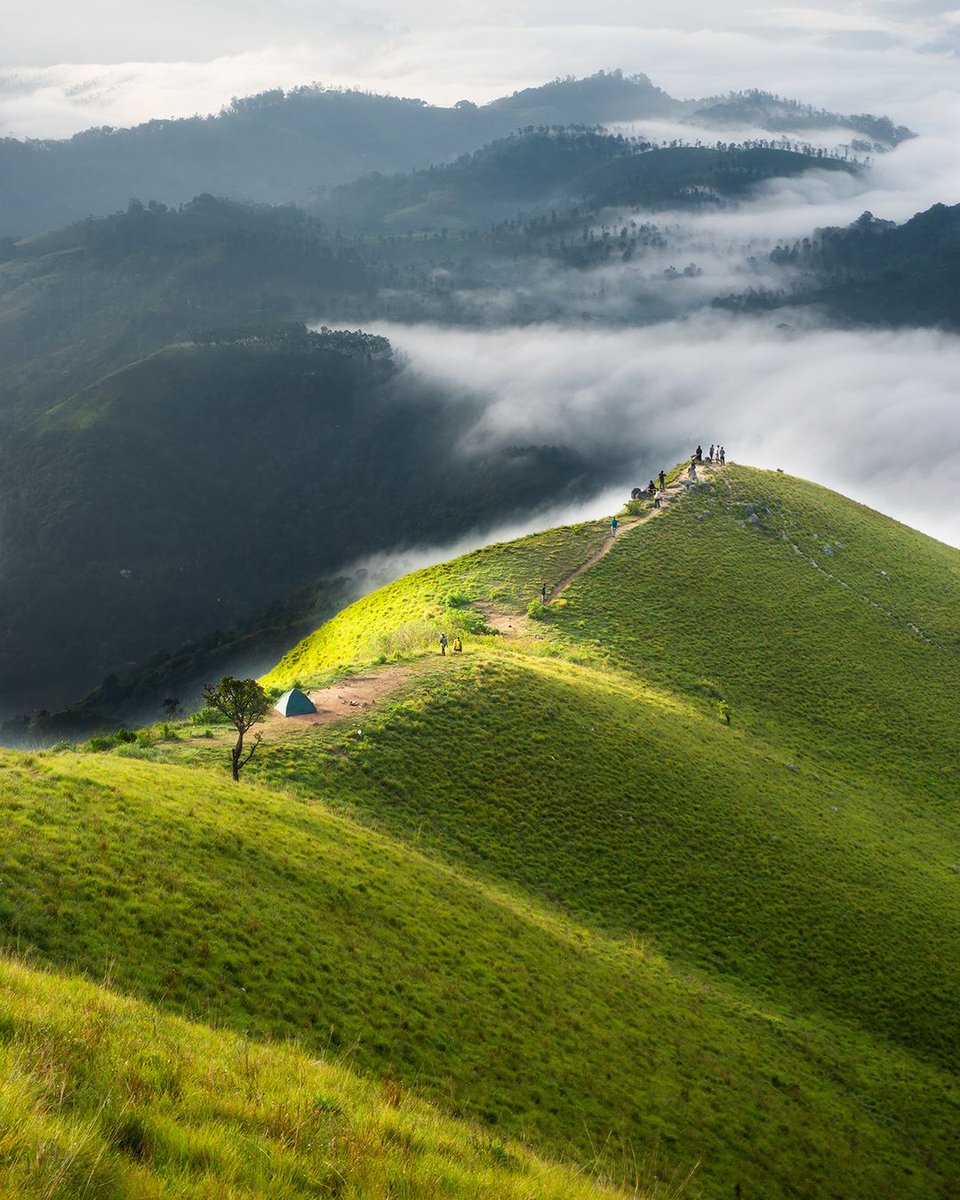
[3,465,960,1198]
[0,955,634,1200]
[252,652,960,1073]
[551,466,960,802]
[0,748,956,1197]
[264,520,607,685]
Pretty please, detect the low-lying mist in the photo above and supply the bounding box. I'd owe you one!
[355,314,960,549]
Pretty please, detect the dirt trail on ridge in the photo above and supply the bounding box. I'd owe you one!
[202,462,716,743]
[547,465,711,602]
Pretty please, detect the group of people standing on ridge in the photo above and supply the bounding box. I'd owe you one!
[689,444,727,480]
[693,444,725,466]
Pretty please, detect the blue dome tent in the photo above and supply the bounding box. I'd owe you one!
[274,687,317,717]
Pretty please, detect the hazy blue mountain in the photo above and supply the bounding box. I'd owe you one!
[684,89,914,148]
[318,129,858,233]
[0,71,905,238]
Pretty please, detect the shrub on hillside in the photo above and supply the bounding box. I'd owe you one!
[444,590,473,609]
[86,734,118,752]
[191,706,230,725]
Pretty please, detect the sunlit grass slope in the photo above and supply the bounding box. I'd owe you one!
[259,469,960,1075]
[0,954,636,1200]
[0,750,956,1199]
[252,653,960,1074]
[552,465,960,800]
[264,468,960,1069]
[3,464,960,1198]
[263,521,608,684]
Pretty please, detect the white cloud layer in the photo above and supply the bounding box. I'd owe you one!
[365,316,960,549]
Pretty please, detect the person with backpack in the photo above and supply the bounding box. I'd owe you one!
[439,632,448,656]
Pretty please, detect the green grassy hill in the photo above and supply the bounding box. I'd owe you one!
[0,955,635,1200]
[1,464,958,1198]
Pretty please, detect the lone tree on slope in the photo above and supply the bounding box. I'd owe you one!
[202,676,270,781]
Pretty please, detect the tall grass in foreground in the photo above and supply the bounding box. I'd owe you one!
[0,954,652,1200]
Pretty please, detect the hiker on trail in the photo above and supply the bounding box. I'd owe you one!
[709,444,715,462]
[647,480,656,496]
[687,461,697,480]
[540,582,547,603]
[658,469,665,491]
[452,636,463,654]
[719,446,726,465]
[610,516,619,535]
[439,632,448,656]
[695,445,703,463]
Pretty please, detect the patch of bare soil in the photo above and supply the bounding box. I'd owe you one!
[205,668,414,742]
[471,602,529,636]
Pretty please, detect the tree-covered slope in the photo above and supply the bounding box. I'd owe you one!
[320,131,858,233]
[0,327,601,718]
[0,195,386,412]
[721,203,960,329]
[685,89,913,146]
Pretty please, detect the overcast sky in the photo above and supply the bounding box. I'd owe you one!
[3,1,960,137]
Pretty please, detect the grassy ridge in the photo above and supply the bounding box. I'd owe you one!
[0,954,637,1200]
[0,750,956,1197]
[552,466,960,798]
[251,654,960,1072]
[3,464,959,1197]
[264,521,608,684]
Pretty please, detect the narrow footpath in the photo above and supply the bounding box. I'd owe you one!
[548,462,713,602]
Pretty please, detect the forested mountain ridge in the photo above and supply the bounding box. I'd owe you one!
[718,202,960,328]
[0,195,388,413]
[0,137,859,418]
[684,88,914,146]
[0,69,909,238]
[318,129,858,233]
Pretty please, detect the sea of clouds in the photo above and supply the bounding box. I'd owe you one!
[5,0,959,554]
[364,315,960,550]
